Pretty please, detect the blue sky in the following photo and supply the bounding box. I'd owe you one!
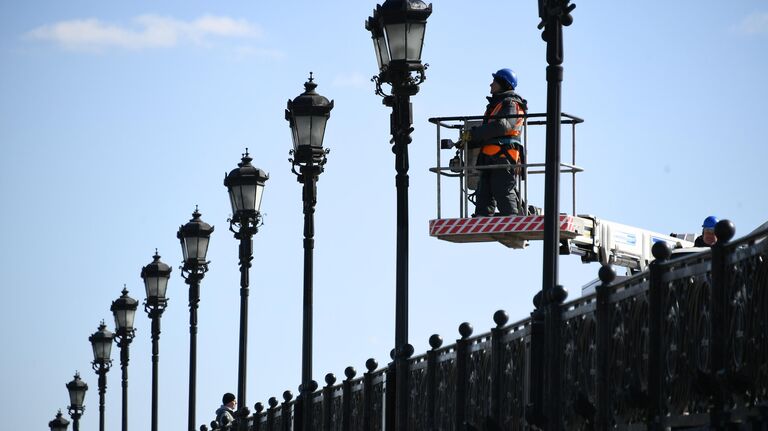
[1,1,767,429]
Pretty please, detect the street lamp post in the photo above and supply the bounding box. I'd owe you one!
[224,150,269,414]
[89,321,114,431]
[535,1,575,429]
[141,250,172,431]
[177,208,214,431]
[66,372,88,431]
[285,73,334,431]
[49,410,70,431]
[365,1,431,428]
[111,286,138,431]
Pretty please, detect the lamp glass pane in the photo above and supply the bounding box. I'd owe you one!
[114,310,126,330]
[187,235,209,260]
[375,35,390,69]
[156,276,169,298]
[310,116,328,148]
[196,236,210,261]
[227,188,238,215]
[52,423,67,431]
[384,23,407,60]
[68,385,85,407]
[290,117,301,151]
[93,338,112,361]
[294,116,312,148]
[144,277,157,298]
[254,184,264,211]
[124,307,136,330]
[237,184,257,212]
[406,22,426,61]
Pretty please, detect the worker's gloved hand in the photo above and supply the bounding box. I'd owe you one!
[458,129,472,148]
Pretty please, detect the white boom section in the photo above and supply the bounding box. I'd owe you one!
[429,214,693,271]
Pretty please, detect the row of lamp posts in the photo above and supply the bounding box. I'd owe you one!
[48,1,460,429]
[46,71,335,431]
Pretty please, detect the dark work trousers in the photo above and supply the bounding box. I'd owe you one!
[474,164,520,216]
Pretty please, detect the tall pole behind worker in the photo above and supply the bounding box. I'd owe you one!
[536,1,575,430]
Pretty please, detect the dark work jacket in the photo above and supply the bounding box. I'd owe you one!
[469,90,527,147]
[470,90,528,169]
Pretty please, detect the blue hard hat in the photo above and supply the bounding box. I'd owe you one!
[492,68,517,90]
[702,216,718,229]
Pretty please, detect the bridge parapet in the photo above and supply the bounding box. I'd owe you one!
[205,220,768,430]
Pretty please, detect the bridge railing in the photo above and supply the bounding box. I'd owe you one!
[202,222,768,431]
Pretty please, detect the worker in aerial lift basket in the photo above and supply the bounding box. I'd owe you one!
[460,68,528,217]
[694,215,719,247]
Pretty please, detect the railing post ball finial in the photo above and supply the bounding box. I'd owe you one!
[493,310,509,328]
[715,219,736,244]
[404,343,414,358]
[652,241,672,261]
[238,406,250,420]
[429,334,443,350]
[209,420,219,430]
[254,402,264,414]
[598,265,616,284]
[345,366,357,380]
[325,373,337,386]
[268,397,278,409]
[547,285,568,304]
[459,322,474,339]
[533,291,543,308]
[283,390,293,402]
[310,380,319,392]
[389,348,395,360]
[365,358,378,372]
[200,424,209,431]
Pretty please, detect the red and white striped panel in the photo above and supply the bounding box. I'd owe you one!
[429,215,576,237]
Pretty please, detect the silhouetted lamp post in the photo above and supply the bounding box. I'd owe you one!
[49,410,70,431]
[533,1,575,429]
[366,0,431,428]
[89,321,114,431]
[142,250,172,431]
[111,286,138,431]
[66,372,88,431]
[286,73,334,431]
[224,150,268,415]
[177,208,213,431]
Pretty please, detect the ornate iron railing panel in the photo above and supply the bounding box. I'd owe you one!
[230,225,768,431]
[368,369,386,431]
[605,272,650,426]
[407,355,428,429]
[723,230,768,410]
[347,379,364,431]
[499,323,529,430]
[561,294,597,429]
[659,251,712,420]
[464,336,492,427]
[434,347,457,430]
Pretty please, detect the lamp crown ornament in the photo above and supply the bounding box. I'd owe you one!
[49,410,70,431]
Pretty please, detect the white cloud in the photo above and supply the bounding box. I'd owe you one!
[25,14,263,52]
[738,12,768,35]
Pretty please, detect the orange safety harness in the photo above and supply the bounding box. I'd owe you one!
[481,100,525,163]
